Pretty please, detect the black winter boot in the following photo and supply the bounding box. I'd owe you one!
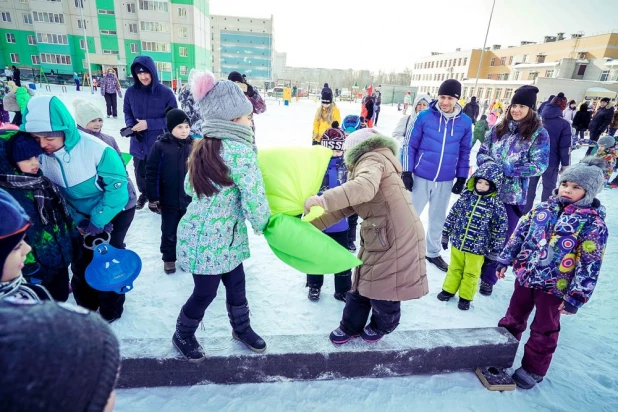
[458,298,471,311]
[136,194,147,210]
[480,281,493,296]
[437,290,455,301]
[172,308,206,363]
[227,302,267,353]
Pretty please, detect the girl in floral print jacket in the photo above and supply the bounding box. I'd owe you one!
[495,157,608,390]
[173,71,271,363]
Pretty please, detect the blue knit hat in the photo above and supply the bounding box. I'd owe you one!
[0,188,30,273]
[11,132,43,163]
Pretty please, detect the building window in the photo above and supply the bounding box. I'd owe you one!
[178,7,187,17]
[103,50,119,55]
[490,58,495,66]
[522,55,527,63]
[599,70,610,81]
[463,57,467,65]
[529,71,539,81]
[179,47,188,57]
[513,71,520,80]
[504,88,513,100]
[577,64,587,76]
[129,23,138,33]
[139,0,168,12]
[23,13,32,24]
[139,21,169,32]
[1,12,12,23]
[545,70,554,78]
[21,0,29,3]
[40,53,71,65]
[79,39,86,49]
[180,65,188,75]
[77,19,86,29]
[127,3,136,12]
[10,53,20,64]
[178,27,187,37]
[536,55,546,63]
[27,34,36,45]
[130,43,138,53]
[31,55,40,65]
[487,74,492,79]
[98,9,115,15]
[495,88,503,98]
[485,88,493,99]
[141,41,170,52]
[500,57,506,66]
[36,33,69,45]
[74,0,83,7]
[508,56,513,65]
[33,12,65,24]
[155,61,172,72]
[6,33,15,43]
[100,30,117,35]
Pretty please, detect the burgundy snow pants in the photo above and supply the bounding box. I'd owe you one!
[498,280,562,377]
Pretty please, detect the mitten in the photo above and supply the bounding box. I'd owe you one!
[78,220,104,236]
[401,172,414,191]
[451,177,466,194]
[148,200,161,214]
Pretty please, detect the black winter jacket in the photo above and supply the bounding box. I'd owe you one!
[589,106,615,135]
[146,132,194,209]
[462,101,480,123]
[572,109,592,131]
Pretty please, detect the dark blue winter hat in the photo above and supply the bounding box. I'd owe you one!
[11,132,43,163]
[0,188,30,271]
[511,85,539,109]
[134,63,149,74]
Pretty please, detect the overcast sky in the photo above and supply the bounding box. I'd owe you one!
[210,0,618,72]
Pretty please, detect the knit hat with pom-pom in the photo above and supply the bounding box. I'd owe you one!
[551,92,568,111]
[191,71,253,121]
[558,156,607,207]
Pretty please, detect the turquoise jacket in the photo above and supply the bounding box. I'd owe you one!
[21,96,129,228]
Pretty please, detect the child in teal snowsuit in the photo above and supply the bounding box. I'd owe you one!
[472,115,489,147]
[174,72,271,362]
[438,162,508,310]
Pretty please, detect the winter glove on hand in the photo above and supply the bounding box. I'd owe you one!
[451,177,466,195]
[148,201,161,214]
[401,172,414,191]
[78,220,104,236]
[246,84,255,98]
[441,236,449,250]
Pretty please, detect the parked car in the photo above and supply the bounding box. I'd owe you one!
[267,87,284,98]
[340,88,353,101]
[297,88,308,97]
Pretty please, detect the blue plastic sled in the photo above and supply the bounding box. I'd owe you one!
[85,235,142,294]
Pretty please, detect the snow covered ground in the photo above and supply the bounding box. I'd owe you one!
[29,86,618,411]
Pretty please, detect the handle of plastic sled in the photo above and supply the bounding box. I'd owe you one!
[82,232,111,250]
[116,283,133,294]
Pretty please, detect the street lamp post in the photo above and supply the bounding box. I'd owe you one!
[472,0,496,98]
[79,0,94,94]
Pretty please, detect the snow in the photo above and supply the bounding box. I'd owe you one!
[27,86,618,411]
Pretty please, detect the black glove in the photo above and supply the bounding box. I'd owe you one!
[451,177,466,195]
[246,83,255,98]
[441,236,449,250]
[148,200,161,214]
[401,172,414,191]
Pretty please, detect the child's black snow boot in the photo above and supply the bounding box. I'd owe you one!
[480,280,493,296]
[437,290,455,301]
[458,298,471,310]
[308,287,321,301]
[172,308,206,363]
[227,301,267,353]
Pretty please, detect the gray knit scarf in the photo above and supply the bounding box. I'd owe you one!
[201,119,255,151]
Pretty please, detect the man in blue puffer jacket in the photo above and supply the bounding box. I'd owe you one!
[401,79,472,272]
[124,56,177,209]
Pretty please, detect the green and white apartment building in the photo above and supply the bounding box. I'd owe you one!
[0,0,212,83]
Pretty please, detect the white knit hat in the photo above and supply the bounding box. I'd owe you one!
[72,99,103,128]
[343,128,379,151]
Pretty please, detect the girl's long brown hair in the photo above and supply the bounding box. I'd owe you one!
[495,104,542,141]
[188,138,234,198]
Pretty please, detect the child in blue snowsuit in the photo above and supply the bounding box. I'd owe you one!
[306,126,352,302]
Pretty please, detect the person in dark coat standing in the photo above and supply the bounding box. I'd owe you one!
[124,56,178,210]
[374,89,382,125]
[572,102,592,142]
[524,93,571,213]
[228,71,266,142]
[462,96,480,123]
[11,66,21,87]
[586,97,615,155]
[146,108,194,275]
[537,95,555,116]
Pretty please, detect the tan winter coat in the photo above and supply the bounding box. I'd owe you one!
[313,135,429,301]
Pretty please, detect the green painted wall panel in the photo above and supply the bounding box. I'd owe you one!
[100,36,119,51]
[98,15,118,31]
[96,0,116,10]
